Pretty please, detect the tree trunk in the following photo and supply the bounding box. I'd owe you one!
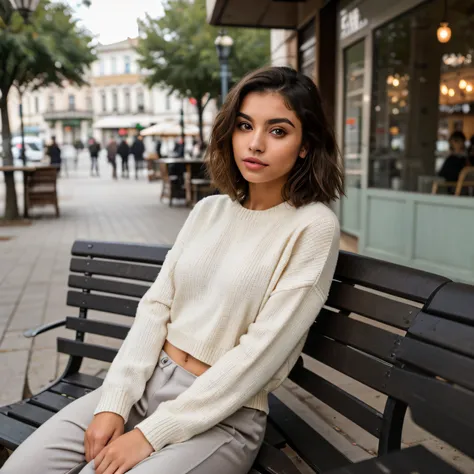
[196,98,204,145]
[1,93,20,220]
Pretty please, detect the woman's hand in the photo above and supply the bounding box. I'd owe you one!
[84,412,125,463]
[94,429,154,474]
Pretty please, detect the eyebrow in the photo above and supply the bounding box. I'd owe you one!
[237,112,295,129]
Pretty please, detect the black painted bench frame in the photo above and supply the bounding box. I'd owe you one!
[0,239,471,473]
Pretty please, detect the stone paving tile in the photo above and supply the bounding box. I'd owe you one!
[0,350,29,405]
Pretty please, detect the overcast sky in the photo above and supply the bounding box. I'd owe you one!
[66,0,164,45]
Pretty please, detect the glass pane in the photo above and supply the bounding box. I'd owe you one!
[369,0,474,194]
[343,40,365,189]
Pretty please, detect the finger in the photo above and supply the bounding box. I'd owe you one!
[103,460,119,474]
[94,448,107,474]
[84,435,90,463]
[91,439,106,461]
[110,429,122,443]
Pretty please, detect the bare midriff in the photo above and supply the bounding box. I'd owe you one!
[163,340,211,377]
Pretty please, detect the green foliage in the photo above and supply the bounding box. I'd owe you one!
[136,0,270,139]
[0,0,95,219]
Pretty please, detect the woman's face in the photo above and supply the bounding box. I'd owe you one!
[232,91,306,187]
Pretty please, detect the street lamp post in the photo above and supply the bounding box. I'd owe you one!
[214,31,234,103]
[8,0,41,22]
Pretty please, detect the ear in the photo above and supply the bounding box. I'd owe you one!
[299,145,308,159]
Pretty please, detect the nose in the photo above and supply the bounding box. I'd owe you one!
[248,130,265,154]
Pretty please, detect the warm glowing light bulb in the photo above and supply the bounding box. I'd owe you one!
[392,78,400,87]
[448,88,455,97]
[466,84,473,93]
[386,75,394,85]
[459,79,467,89]
[441,84,449,95]
[437,23,452,43]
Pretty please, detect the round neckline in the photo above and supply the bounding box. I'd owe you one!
[232,198,291,214]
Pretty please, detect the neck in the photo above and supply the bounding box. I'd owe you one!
[244,181,286,211]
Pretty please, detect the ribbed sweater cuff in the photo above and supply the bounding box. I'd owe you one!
[135,412,185,452]
[94,388,133,423]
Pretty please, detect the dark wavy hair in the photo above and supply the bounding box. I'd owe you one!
[206,66,344,207]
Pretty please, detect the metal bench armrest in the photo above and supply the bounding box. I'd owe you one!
[24,319,67,338]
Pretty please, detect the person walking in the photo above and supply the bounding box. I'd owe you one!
[117,138,130,178]
[88,138,101,177]
[2,66,343,474]
[47,136,62,176]
[131,135,145,180]
[106,137,118,180]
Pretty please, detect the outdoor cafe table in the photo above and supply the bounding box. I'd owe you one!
[159,158,206,205]
[0,165,39,218]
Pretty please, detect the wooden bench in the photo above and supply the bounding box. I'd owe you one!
[0,239,472,473]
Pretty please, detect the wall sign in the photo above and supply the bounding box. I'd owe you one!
[340,7,369,40]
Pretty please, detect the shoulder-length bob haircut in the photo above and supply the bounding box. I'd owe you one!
[206,66,344,207]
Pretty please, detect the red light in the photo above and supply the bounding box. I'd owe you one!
[189,97,197,106]
[16,144,22,149]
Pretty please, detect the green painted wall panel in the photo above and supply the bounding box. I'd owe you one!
[341,187,361,236]
[359,189,474,284]
[365,195,407,256]
[414,202,474,271]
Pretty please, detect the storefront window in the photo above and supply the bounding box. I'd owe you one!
[369,0,474,194]
[343,40,365,189]
[299,19,316,81]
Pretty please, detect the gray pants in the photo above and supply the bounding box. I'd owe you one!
[2,351,267,474]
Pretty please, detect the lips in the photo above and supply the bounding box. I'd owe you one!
[243,157,268,166]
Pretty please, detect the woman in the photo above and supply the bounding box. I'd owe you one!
[2,67,343,474]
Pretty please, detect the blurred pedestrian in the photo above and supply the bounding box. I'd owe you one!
[106,137,118,180]
[88,138,101,177]
[155,136,162,158]
[47,136,62,176]
[117,138,130,178]
[131,135,145,179]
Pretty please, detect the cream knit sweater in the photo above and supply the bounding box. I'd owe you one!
[94,194,340,451]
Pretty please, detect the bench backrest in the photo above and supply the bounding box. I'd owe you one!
[390,282,474,460]
[60,240,166,374]
[288,251,450,456]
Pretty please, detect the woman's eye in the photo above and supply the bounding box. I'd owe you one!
[271,128,286,137]
[237,122,252,131]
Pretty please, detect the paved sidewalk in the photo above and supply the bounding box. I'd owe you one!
[0,156,470,472]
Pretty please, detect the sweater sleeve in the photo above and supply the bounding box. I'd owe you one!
[135,216,340,451]
[94,200,204,422]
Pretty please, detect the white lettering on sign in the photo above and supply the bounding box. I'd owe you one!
[439,103,471,114]
[340,7,368,40]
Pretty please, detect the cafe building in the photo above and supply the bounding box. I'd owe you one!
[207,0,474,283]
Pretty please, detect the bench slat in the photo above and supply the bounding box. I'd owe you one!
[57,338,118,363]
[70,257,159,282]
[396,337,474,392]
[4,402,55,427]
[62,373,104,390]
[426,282,474,325]
[50,381,94,399]
[289,366,383,438]
[268,394,350,472]
[254,441,302,474]
[66,317,130,340]
[325,445,461,474]
[315,311,401,363]
[0,413,36,450]
[71,240,169,265]
[409,313,474,359]
[264,421,286,448]
[326,281,419,329]
[29,391,73,412]
[67,291,138,317]
[335,251,449,303]
[68,275,149,299]
[304,333,391,395]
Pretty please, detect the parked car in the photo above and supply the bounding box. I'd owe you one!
[11,136,45,163]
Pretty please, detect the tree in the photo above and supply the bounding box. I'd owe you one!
[136,0,270,144]
[0,0,95,220]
